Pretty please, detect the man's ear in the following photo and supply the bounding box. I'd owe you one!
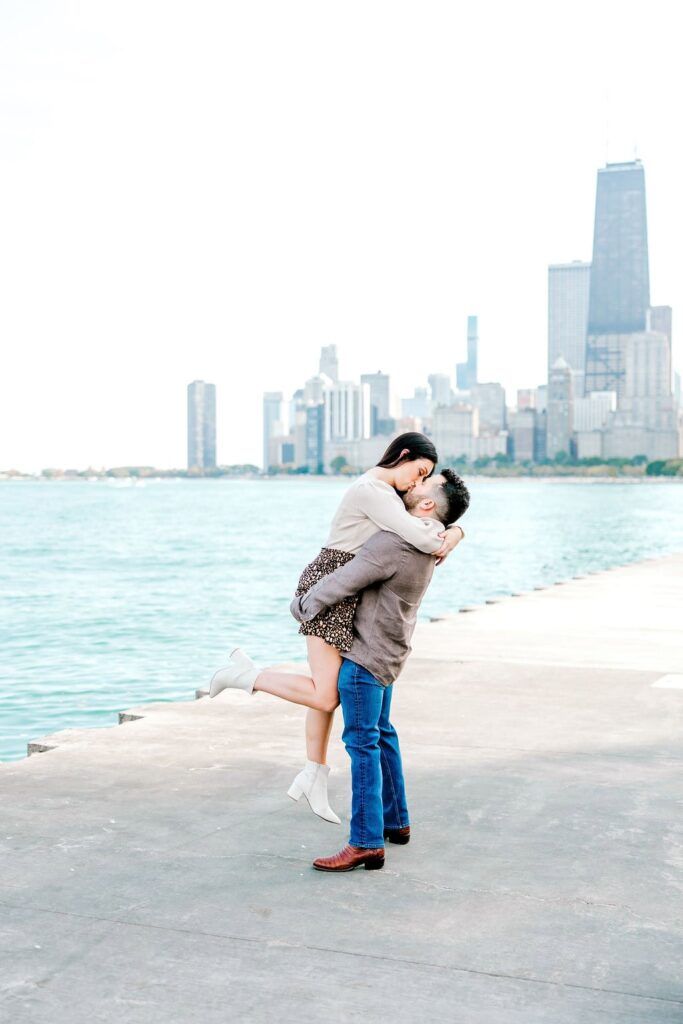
[420,497,436,511]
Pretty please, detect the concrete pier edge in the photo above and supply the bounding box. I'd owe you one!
[2,552,683,1023]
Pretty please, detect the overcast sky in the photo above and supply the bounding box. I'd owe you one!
[1,0,680,471]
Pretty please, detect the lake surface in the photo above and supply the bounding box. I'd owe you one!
[1,477,682,762]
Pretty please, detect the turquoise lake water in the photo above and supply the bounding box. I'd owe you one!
[1,477,682,762]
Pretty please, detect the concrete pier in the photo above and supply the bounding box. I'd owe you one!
[1,554,683,1022]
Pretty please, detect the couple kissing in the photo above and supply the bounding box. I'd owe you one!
[209,432,470,872]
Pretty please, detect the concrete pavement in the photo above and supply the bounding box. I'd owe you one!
[1,554,683,1022]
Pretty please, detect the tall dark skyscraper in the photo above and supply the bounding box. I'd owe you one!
[585,161,650,395]
[187,380,217,469]
[587,161,650,335]
[582,159,677,458]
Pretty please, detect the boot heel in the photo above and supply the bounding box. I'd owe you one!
[383,828,410,845]
[286,764,342,824]
[364,857,385,870]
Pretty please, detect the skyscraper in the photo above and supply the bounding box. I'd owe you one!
[622,331,675,430]
[319,345,339,382]
[262,391,284,471]
[582,161,678,457]
[508,409,537,463]
[290,390,308,467]
[303,375,327,405]
[470,382,506,434]
[548,262,591,381]
[546,358,574,458]
[649,305,672,349]
[187,380,216,469]
[324,381,371,443]
[432,404,478,461]
[428,373,452,410]
[305,404,325,473]
[588,161,650,335]
[456,316,478,390]
[360,371,391,434]
[585,161,650,395]
[401,387,430,419]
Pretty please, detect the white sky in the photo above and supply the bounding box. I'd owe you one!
[1,0,681,471]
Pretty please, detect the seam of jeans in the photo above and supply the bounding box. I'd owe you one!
[352,661,366,847]
[380,688,408,830]
[380,746,401,827]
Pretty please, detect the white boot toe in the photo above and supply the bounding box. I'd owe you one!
[209,655,258,697]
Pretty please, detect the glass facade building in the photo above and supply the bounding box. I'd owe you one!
[360,371,392,433]
[187,380,216,469]
[547,262,591,379]
[262,391,284,471]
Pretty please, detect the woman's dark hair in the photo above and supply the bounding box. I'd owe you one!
[376,432,438,475]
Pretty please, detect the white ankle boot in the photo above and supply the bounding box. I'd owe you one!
[209,648,259,698]
[287,761,341,824]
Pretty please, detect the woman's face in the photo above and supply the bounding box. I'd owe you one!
[393,457,435,493]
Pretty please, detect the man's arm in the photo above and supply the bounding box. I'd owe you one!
[291,532,402,623]
[354,480,443,554]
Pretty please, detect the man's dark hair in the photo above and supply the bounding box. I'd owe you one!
[431,468,470,526]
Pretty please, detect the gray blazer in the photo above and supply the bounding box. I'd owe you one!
[290,528,437,685]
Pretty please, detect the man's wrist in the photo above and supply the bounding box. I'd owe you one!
[449,523,465,540]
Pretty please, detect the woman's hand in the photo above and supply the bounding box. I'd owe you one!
[434,524,465,565]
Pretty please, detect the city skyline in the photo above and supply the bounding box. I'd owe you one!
[7,151,682,473]
[261,159,680,472]
[1,3,682,472]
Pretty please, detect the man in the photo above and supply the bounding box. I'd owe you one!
[290,468,470,872]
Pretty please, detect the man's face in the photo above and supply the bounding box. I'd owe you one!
[403,474,444,513]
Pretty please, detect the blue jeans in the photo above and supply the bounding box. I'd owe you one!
[338,658,410,849]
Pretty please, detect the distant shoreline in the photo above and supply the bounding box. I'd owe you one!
[2,472,682,484]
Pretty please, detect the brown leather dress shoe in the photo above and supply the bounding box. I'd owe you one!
[383,826,410,845]
[313,843,385,872]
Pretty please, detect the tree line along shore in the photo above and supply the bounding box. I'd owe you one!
[2,455,682,481]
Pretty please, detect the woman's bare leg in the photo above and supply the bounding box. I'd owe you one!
[303,638,342,764]
[305,708,335,765]
[252,638,343,822]
[253,636,342,719]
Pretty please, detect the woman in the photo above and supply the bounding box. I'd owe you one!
[209,432,465,822]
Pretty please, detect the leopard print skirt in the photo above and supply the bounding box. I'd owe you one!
[295,547,358,651]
